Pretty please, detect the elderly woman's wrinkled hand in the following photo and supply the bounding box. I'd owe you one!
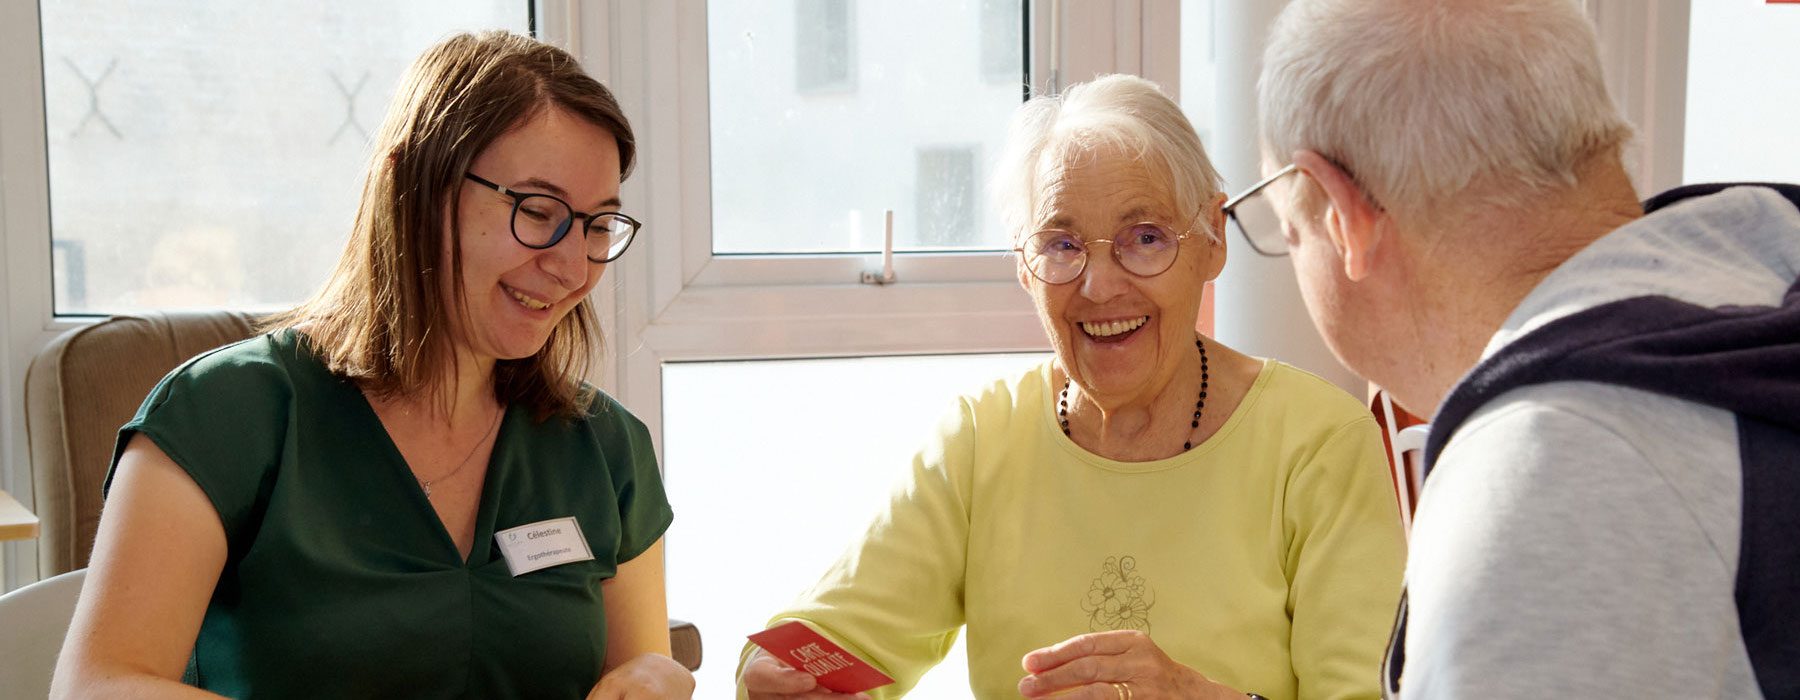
[741,650,873,700]
[586,653,695,699]
[1017,631,1236,700]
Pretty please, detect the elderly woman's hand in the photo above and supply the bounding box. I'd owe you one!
[587,653,695,699]
[1017,631,1240,700]
[741,649,872,700]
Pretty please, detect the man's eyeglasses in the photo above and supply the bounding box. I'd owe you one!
[1224,163,1297,257]
[1014,218,1200,285]
[464,173,643,263]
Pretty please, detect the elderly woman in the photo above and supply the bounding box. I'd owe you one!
[738,75,1404,700]
[51,32,692,699]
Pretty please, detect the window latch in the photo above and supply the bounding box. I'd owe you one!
[860,209,897,285]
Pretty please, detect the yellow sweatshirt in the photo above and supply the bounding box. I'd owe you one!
[741,360,1405,699]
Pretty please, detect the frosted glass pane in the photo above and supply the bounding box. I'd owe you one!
[707,0,1027,254]
[42,2,528,313]
[664,353,1048,698]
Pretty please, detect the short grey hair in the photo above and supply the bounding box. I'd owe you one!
[992,74,1224,243]
[1259,0,1633,217]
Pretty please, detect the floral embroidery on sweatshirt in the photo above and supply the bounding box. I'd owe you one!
[1081,555,1155,632]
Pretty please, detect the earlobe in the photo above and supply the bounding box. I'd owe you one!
[1321,204,1361,280]
[1341,236,1368,280]
[1206,237,1228,281]
[1340,212,1382,282]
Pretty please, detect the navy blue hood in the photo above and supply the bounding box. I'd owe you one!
[1423,183,1800,471]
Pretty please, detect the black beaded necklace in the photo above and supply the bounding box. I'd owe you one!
[1059,337,1210,451]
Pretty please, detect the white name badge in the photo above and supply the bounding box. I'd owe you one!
[495,517,595,576]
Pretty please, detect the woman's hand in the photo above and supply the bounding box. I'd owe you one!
[1017,630,1238,700]
[741,649,871,700]
[587,653,694,700]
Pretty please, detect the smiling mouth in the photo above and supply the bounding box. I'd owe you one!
[502,284,552,311]
[1080,315,1150,340]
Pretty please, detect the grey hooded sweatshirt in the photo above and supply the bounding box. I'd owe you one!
[1391,184,1800,699]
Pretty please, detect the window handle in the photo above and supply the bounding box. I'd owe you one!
[860,209,897,285]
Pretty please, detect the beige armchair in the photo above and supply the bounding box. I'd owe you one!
[24,312,699,670]
[27,311,260,575]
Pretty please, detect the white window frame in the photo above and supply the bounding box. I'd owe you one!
[1583,0,1691,196]
[555,0,1183,453]
[0,0,1179,588]
[1,0,1692,591]
[1,0,83,590]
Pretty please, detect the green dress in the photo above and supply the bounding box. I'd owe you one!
[103,330,674,699]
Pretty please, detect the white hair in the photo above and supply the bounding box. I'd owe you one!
[992,74,1223,243]
[1259,0,1633,217]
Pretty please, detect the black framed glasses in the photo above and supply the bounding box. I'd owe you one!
[464,173,643,263]
[1224,163,1297,257]
[1013,218,1201,285]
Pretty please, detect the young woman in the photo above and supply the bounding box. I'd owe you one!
[53,31,692,699]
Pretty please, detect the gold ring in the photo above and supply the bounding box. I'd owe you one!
[1112,681,1133,700]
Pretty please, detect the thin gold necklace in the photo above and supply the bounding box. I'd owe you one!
[418,406,502,499]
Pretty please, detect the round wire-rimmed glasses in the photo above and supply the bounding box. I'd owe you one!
[464,173,643,263]
[1013,219,1201,285]
[1224,163,1297,257]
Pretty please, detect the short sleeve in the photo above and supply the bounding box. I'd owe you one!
[105,336,294,555]
[587,392,673,563]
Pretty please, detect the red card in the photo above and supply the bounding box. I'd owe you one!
[748,621,895,694]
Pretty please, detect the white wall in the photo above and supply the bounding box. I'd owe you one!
[1185,0,1362,396]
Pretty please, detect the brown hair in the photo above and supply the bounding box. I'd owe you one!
[267,31,635,419]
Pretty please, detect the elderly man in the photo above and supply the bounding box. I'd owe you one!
[1234,0,1800,698]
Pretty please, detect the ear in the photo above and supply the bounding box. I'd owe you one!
[1292,150,1384,281]
[1201,190,1228,281]
[1015,247,1035,292]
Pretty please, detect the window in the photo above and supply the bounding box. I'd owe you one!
[1,0,1185,600]
[38,2,530,314]
[1682,1,1800,183]
[663,353,1049,698]
[707,0,1026,254]
[1,0,1189,615]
